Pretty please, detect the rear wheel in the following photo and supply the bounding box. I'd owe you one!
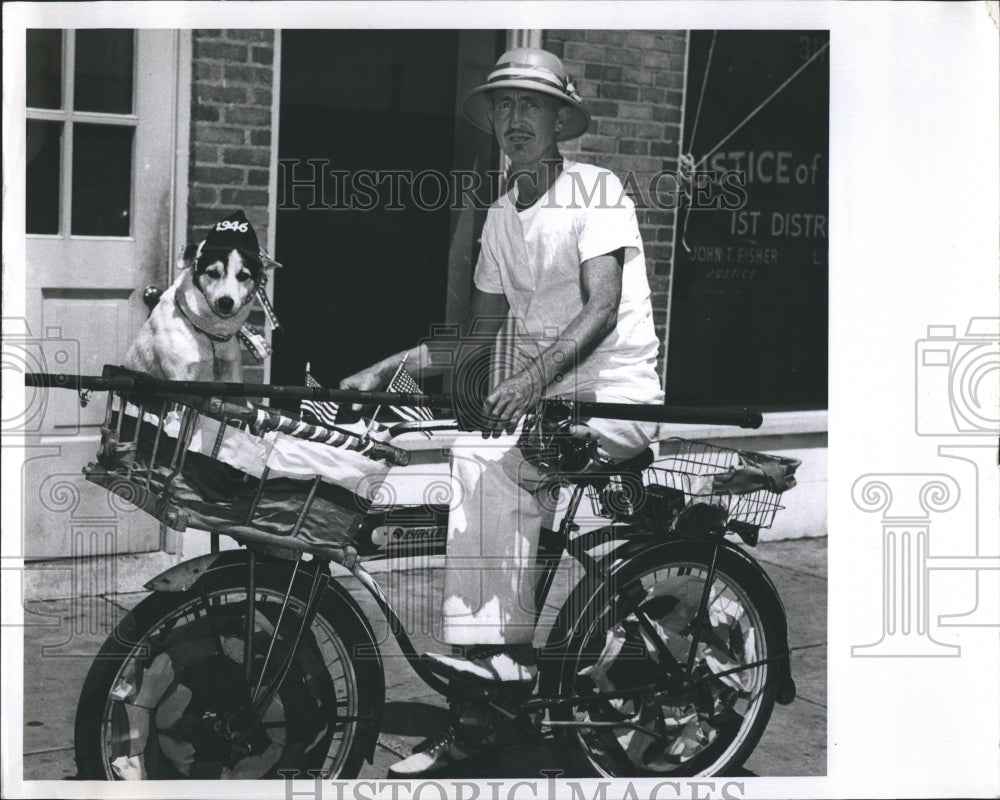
[74,561,381,779]
[549,541,784,777]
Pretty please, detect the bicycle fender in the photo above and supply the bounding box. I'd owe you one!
[144,550,382,665]
[615,535,791,623]
[144,548,310,592]
[539,537,796,705]
[144,551,234,592]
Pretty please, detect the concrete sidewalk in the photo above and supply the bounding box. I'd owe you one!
[20,537,826,779]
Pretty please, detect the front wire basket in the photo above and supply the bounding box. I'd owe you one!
[588,438,788,537]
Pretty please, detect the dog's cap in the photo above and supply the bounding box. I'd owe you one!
[463,47,590,141]
[202,210,261,258]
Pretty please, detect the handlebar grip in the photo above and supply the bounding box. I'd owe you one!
[566,400,764,429]
[365,439,411,467]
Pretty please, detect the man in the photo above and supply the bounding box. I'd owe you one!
[340,47,663,775]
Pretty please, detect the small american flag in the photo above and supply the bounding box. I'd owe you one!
[300,363,340,427]
[388,356,434,426]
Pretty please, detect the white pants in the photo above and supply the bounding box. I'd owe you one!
[440,415,660,645]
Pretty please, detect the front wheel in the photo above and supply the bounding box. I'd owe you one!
[548,540,786,777]
[74,559,382,779]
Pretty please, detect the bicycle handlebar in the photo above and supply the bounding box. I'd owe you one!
[23,369,764,429]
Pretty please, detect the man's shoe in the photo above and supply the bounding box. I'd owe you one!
[422,644,537,685]
[387,726,480,778]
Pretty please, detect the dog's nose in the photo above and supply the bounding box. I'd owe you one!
[217,296,235,313]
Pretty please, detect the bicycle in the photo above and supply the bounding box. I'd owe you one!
[33,367,799,779]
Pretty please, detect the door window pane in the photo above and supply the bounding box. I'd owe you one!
[71,123,133,236]
[26,120,62,234]
[26,29,63,109]
[73,30,134,114]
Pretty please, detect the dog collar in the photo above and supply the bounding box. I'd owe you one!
[175,291,235,343]
[175,284,274,363]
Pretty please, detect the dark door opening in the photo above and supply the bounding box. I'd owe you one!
[272,30,501,407]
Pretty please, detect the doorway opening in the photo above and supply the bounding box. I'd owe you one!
[272,30,502,407]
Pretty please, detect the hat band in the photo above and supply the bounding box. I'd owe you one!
[487,61,567,92]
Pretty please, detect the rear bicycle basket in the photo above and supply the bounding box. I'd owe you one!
[641,439,799,540]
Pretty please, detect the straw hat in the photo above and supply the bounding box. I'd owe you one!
[463,48,591,141]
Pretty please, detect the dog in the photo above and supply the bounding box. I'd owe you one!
[124,211,280,382]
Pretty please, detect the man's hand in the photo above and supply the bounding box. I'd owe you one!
[339,367,384,411]
[481,368,545,437]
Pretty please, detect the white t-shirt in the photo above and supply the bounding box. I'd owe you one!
[473,160,663,403]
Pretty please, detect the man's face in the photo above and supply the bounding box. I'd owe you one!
[489,88,566,168]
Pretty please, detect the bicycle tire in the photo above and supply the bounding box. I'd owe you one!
[546,539,785,777]
[74,560,383,779]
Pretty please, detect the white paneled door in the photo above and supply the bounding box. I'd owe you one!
[23,29,182,558]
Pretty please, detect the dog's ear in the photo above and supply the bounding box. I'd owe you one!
[176,242,201,271]
[259,249,282,270]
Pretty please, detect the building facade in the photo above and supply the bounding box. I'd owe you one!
[23,28,828,567]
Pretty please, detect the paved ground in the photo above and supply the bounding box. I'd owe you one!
[20,537,826,780]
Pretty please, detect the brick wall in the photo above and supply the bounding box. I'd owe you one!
[543,30,687,382]
[188,29,276,382]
